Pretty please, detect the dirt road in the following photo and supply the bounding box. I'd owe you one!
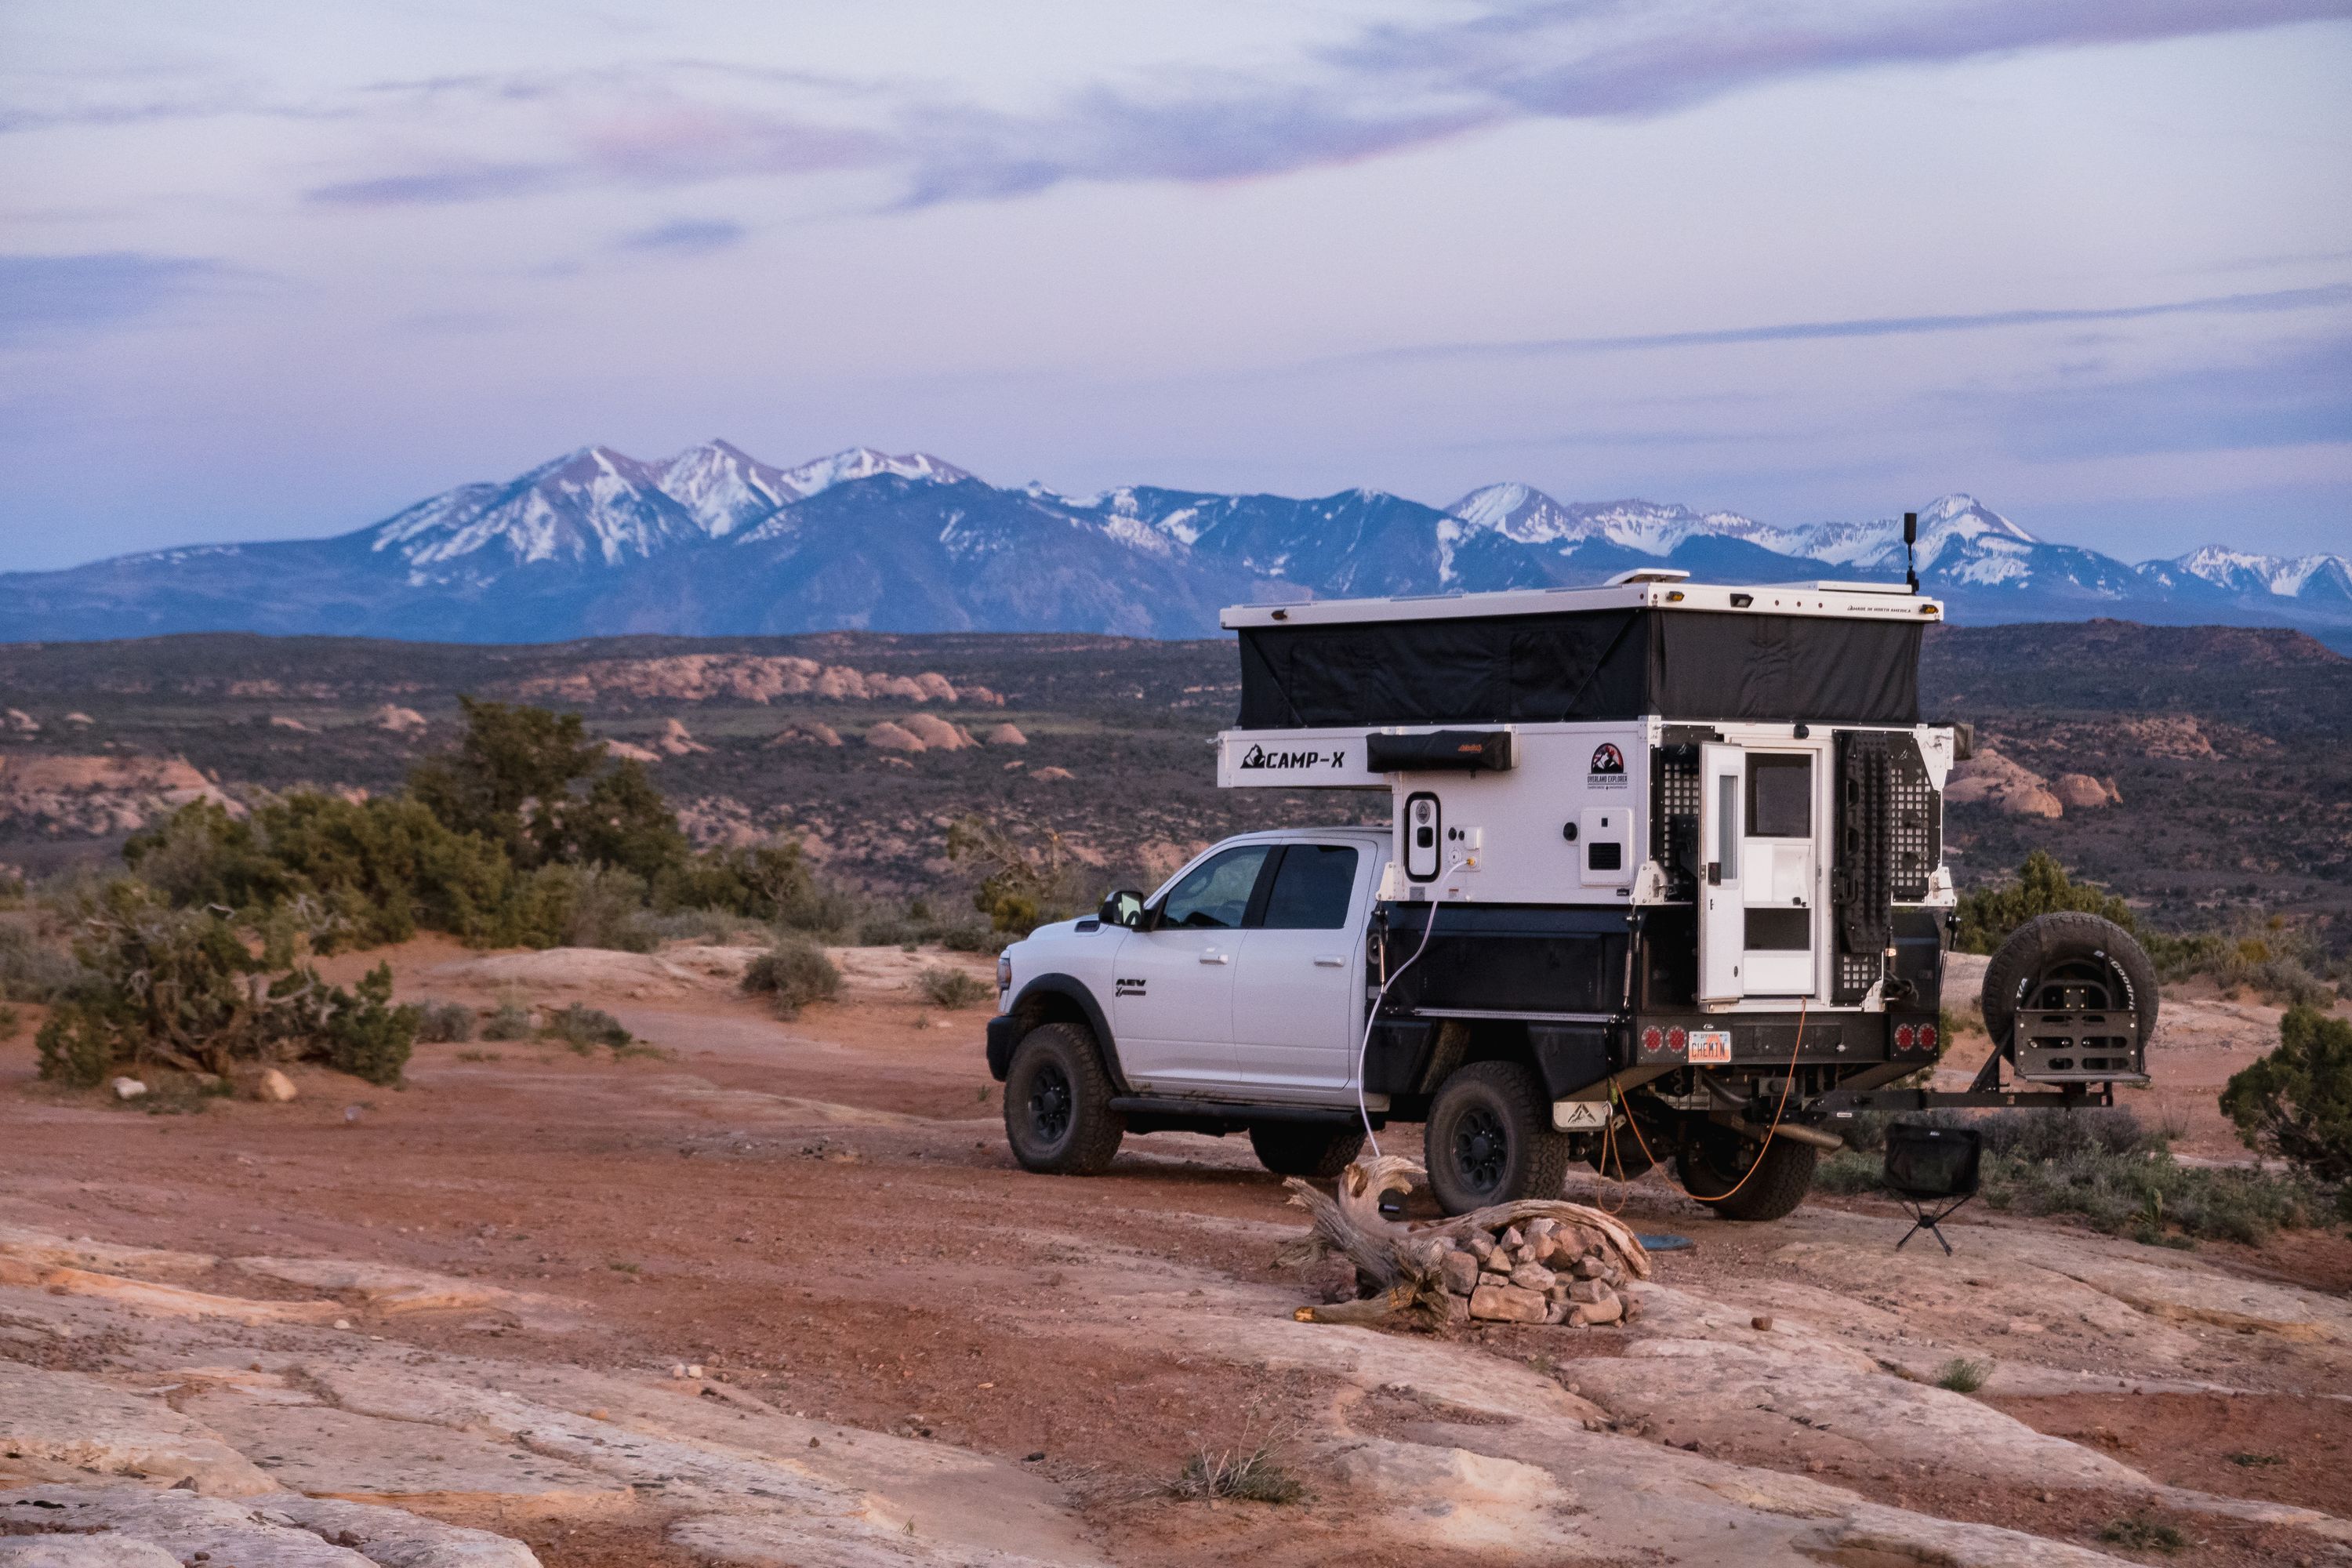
[2,939,2347,1566]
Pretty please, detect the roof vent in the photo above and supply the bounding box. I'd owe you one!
[1605,567,1693,586]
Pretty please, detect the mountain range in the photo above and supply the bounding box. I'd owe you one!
[2,440,2346,644]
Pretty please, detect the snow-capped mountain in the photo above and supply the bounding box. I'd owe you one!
[2145,546,2352,608]
[1,441,2344,643]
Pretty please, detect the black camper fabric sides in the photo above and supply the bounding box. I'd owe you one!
[1236,609,1644,727]
[1236,608,1920,727]
[1647,612,1920,724]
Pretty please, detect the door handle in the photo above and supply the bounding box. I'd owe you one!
[1199,953,1229,965]
[1313,956,1345,967]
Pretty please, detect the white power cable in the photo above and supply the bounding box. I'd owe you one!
[1354,851,1468,1158]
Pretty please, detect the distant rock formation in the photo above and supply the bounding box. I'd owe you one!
[0,754,239,836]
[984,724,1027,746]
[768,721,843,747]
[900,713,977,751]
[2051,773,2121,810]
[1944,747,2063,818]
[655,718,710,756]
[514,655,1000,706]
[864,721,926,753]
[372,704,427,734]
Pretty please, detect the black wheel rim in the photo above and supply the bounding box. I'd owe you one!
[2027,955,2127,1012]
[1029,1063,1073,1145]
[1453,1106,1509,1193]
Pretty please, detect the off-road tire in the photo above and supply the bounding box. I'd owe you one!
[1980,913,2159,1052]
[1675,1122,1817,1221]
[1425,1060,1571,1215]
[1004,1022,1125,1175]
[1248,1122,1367,1178]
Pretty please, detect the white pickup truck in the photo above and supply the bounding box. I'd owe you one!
[985,826,1403,1187]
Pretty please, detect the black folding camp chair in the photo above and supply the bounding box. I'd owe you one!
[1882,1123,1983,1255]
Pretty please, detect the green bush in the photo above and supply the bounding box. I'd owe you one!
[1934,1358,1989,1393]
[541,1003,632,1051]
[947,815,1089,936]
[1955,851,2134,955]
[415,1000,475,1044]
[2143,919,2343,1007]
[0,1002,18,1041]
[480,1000,535,1041]
[917,966,993,1009]
[742,936,842,1018]
[1824,1105,2323,1243]
[2221,1005,2352,1189]
[0,915,92,1001]
[31,879,416,1088]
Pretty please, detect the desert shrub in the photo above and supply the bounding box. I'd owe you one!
[742,935,841,1018]
[2144,918,2343,1007]
[628,906,774,947]
[319,964,419,1084]
[415,1000,475,1044]
[858,915,924,947]
[407,697,609,868]
[935,922,1014,955]
[0,916,85,1001]
[0,1002,18,1041]
[31,880,416,1087]
[2220,1005,2352,1191]
[546,865,656,952]
[480,1000,535,1041]
[917,966,992,1009]
[947,815,1091,935]
[1934,1358,1988,1393]
[1824,1105,2321,1243]
[1165,1442,1304,1504]
[541,1003,632,1051]
[1955,851,2135,955]
[125,793,538,951]
[2100,1515,2184,1552]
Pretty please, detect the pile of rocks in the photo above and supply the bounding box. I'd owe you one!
[1437,1216,1640,1327]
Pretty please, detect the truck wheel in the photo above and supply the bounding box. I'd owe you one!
[1248,1123,1366,1178]
[1981,913,2159,1051]
[1004,1022,1125,1175]
[1675,1123,1817,1221]
[1425,1061,1571,1215]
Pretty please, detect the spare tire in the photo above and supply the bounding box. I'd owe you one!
[1980,912,2158,1052]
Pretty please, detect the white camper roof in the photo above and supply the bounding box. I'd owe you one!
[1220,579,1942,630]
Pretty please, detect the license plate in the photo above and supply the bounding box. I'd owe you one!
[1688,1029,1733,1065]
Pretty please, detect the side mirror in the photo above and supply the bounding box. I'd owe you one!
[1947,721,1974,761]
[1099,889,1146,930]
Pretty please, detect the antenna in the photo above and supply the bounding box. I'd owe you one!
[1904,510,1919,595]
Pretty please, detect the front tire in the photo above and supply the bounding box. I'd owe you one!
[1425,1060,1570,1215]
[1675,1122,1817,1221]
[1248,1122,1366,1178]
[1004,1022,1125,1174]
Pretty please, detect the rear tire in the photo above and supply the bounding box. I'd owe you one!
[1248,1122,1367,1178]
[1980,912,2159,1051]
[1675,1122,1817,1221]
[1004,1022,1124,1175]
[1425,1060,1570,1215]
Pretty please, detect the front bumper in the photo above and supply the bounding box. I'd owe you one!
[985,1013,1022,1081]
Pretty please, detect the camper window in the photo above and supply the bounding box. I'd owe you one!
[1748,754,1813,839]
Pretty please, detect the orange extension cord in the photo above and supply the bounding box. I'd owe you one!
[1599,999,1806,1213]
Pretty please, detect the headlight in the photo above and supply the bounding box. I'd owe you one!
[996,954,1012,994]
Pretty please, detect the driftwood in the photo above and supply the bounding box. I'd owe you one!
[1283,1155,1652,1327]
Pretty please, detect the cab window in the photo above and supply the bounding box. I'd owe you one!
[1258,845,1359,930]
[1159,845,1272,929]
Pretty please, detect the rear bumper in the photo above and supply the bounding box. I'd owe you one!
[985,1014,1022,1081]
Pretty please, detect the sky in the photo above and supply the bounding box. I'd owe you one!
[2,0,2349,573]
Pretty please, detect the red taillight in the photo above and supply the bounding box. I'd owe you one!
[1895,1024,1916,1051]
[1642,1025,1664,1053]
[1667,1025,1687,1054]
[1920,1023,1939,1054]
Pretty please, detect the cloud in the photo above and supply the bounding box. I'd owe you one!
[260,0,2352,212]
[1997,335,2352,461]
[616,217,747,254]
[1329,282,2352,366]
[305,162,564,207]
[0,252,230,346]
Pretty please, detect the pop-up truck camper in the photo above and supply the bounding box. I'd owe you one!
[986,561,2157,1220]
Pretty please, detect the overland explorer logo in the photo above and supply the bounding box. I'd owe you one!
[1239,743,1350,771]
[1588,742,1627,789]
